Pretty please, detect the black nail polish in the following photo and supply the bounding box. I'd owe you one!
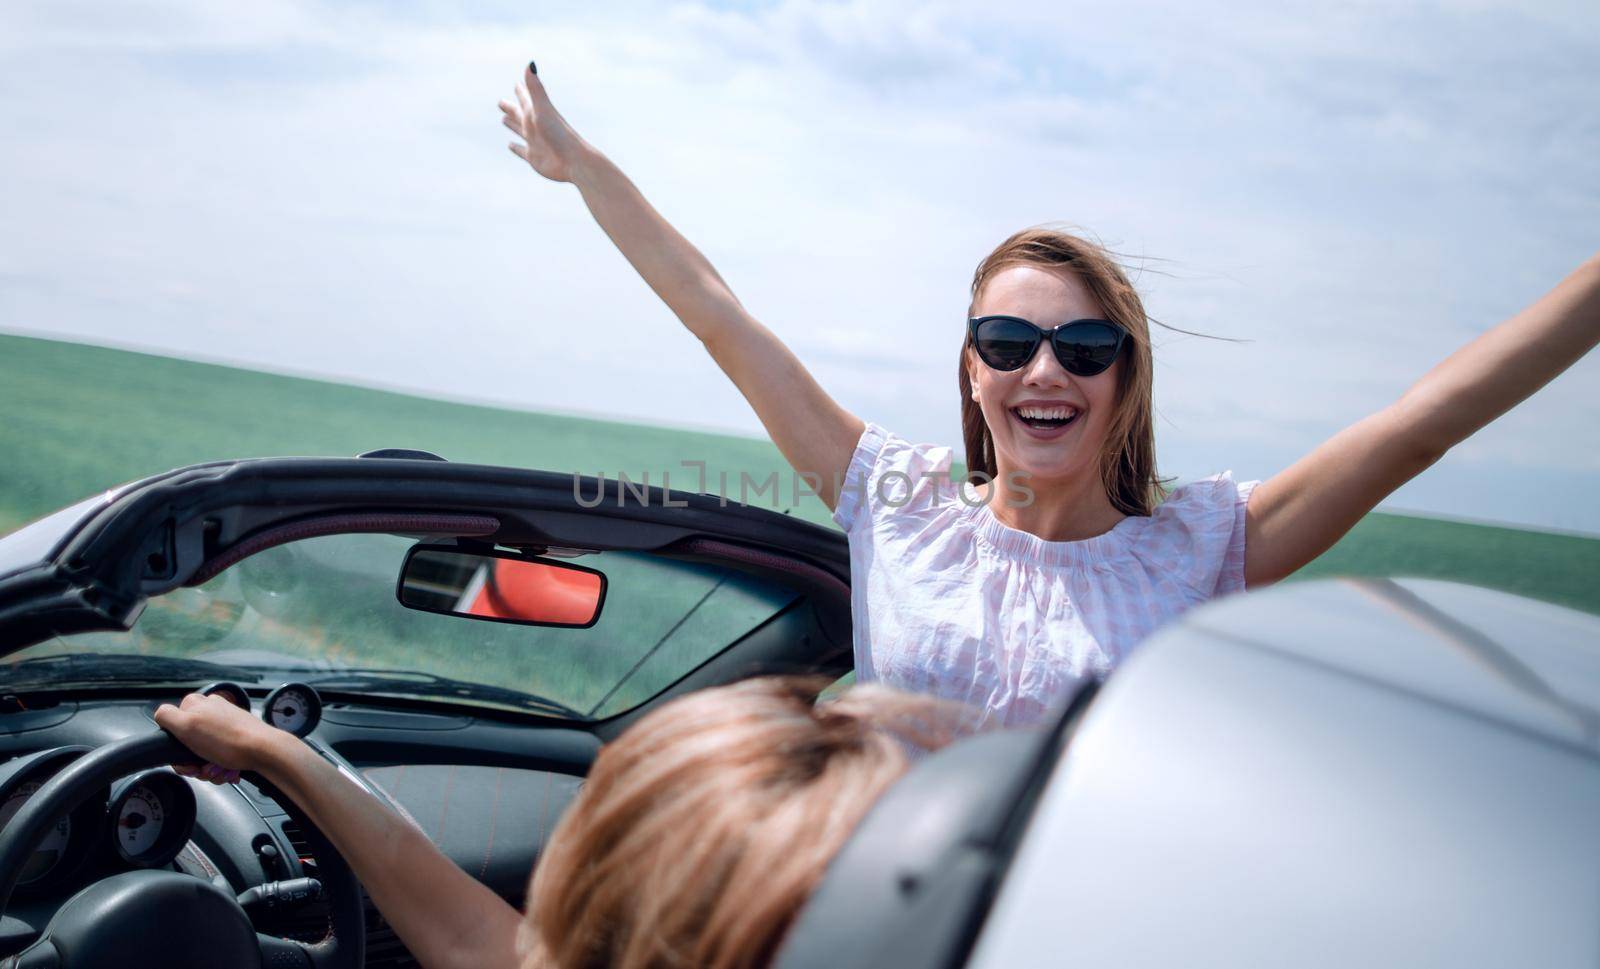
[528,60,538,76]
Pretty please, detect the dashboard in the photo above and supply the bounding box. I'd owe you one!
[0,684,596,968]
[0,750,196,892]
[0,682,320,899]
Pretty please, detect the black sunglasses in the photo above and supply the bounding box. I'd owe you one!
[967,315,1128,377]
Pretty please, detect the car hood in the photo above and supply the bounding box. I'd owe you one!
[969,576,1600,969]
[1181,576,1600,749]
[0,487,137,582]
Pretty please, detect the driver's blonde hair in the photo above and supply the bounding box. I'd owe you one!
[517,676,965,969]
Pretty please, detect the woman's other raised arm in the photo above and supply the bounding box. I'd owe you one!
[499,64,863,509]
[1243,252,1600,587]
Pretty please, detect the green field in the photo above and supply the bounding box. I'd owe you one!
[4,332,1599,618]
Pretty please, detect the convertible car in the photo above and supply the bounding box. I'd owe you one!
[1,452,1597,969]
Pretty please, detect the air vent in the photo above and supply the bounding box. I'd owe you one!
[280,817,315,870]
[271,819,421,967]
[262,817,331,945]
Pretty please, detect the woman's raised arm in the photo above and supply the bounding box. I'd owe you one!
[499,64,863,509]
[1243,252,1600,587]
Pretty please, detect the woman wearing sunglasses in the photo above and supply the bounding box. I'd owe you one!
[500,63,1600,731]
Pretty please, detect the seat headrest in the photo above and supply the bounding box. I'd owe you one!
[772,727,1051,969]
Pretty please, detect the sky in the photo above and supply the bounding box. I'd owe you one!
[2,0,1598,533]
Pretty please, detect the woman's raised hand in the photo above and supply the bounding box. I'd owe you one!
[499,62,588,184]
[153,692,284,783]
[492,59,863,504]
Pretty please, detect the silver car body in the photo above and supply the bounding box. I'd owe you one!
[971,578,1600,969]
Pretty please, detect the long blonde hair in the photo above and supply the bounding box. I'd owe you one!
[519,677,965,969]
[960,226,1169,516]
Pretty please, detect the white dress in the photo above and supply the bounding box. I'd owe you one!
[833,423,1259,730]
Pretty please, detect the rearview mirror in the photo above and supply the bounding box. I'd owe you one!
[396,545,606,629]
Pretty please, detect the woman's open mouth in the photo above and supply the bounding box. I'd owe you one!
[1009,404,1079,440]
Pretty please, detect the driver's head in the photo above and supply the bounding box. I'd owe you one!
[517,676,965,969]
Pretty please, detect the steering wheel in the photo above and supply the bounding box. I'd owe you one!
[0,731,365,969]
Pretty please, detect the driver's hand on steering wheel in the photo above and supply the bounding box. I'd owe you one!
[154,693,282,785]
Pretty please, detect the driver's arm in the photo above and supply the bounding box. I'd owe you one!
[154,694,525,969]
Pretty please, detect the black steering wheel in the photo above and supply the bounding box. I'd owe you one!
[0,731,365,969]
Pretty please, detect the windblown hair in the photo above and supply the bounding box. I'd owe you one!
[960,226,1169,516]
[518,677,966,969]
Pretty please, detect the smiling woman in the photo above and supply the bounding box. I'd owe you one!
[500,60,1600,731]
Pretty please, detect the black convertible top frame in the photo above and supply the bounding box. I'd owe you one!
[0,455,854,670]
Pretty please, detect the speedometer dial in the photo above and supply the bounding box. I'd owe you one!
[263,683,322,737]
[115,784,165,857]
[0,781,71,883]
[108,771,195,868]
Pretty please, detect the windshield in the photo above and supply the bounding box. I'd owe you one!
[3,533,800,720]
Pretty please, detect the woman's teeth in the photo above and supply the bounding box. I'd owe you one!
[1013,405,1078,429]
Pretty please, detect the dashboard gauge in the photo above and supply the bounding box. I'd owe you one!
[263,683,322,737]
[116,786,164,856]
[108,771,195,868]
[0,782,71,884]
[200,681,252,710]
[0,746,103,894]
